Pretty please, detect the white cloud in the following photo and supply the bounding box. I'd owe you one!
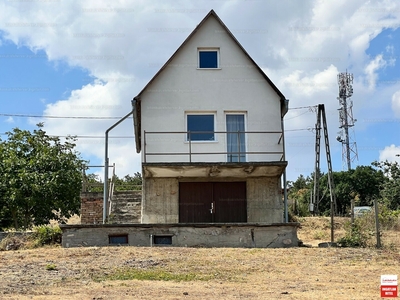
[364,54,388,90]
[392,90,400,117]
[5,116,14,123]
[42,77,140,178]
[386,44,394,54]
[379,144,400,163]
[281,65,339,97]
[1,0,400,180]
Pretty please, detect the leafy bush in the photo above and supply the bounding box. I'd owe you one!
[337,221,370,247]
[378,206,400,230]
[31,225,62,246]
[0,225,62,251]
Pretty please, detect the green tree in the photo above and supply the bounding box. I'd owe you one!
[115,172,142,190]
[317,166,385,216]
[372,160,400,210]
[0,124,85,230]
[318,171,351,216]
[0,141,14,228]
[351,165,385,205]
[82,173,103,192]
[289,165,386,217]
[287,174,313,216]
[83,172,143,192]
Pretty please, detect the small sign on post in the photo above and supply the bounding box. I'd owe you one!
[381,275,398,298]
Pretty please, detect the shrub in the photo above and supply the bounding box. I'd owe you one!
[337,221,370,247]
[378,206,400,230]
[31,225,62,246]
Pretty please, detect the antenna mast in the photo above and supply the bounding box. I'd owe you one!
[336,72,358,170]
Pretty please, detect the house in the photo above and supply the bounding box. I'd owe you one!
[61,10,298,248]
[132,10,289,225]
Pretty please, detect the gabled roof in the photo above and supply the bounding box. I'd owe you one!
[132,9,288,153]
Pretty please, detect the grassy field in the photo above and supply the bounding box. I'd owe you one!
[0,217,399,300]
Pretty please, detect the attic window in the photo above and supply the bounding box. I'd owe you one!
[198,49,219,68]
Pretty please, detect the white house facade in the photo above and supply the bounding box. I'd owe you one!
[132,10,289,225]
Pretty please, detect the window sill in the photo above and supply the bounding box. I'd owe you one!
[196,68,221,70]
[184,140,218,143]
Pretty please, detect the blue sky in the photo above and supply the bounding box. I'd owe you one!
[0,42,90,116]
[0,1,399,181]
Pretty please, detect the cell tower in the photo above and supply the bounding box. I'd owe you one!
[336,72,358,170]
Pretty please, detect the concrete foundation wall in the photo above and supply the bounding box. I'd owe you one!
[142,178,179,223]
[247,177,283,223]
[61,223,299,248]
[142,176,283,224]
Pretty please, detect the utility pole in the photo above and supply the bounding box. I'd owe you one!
[311,104,337,242]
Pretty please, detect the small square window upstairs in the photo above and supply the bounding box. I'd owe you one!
[198,49,219,68]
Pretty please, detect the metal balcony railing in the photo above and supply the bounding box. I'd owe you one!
[143,130,284,163]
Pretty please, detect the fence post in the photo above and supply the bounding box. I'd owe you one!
[374,198,381,248]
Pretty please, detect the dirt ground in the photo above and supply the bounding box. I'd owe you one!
[0,217,399,300]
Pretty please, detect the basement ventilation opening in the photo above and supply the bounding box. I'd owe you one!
[152,235,173,246]
[109,234,128,245]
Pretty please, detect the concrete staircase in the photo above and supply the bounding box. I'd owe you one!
[109,191,142,224]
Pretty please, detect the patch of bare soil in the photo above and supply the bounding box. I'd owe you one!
[0,217,399,300]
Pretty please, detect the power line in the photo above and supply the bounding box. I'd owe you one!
[286,128,312,132]
[2,129,312,136]
[0,133,134,138]
[289,105,318,110]
[285,110,311,120]
[0,113,132,119]
[2,106,317,120]
[58,135,134,138]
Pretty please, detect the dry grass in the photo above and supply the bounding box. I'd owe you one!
[297,217,348,247]
[0,217,399,299]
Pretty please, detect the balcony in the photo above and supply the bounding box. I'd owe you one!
[142,130,286,178]
[143,130,284,163]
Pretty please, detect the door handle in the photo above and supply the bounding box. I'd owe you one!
[210,202,214,214]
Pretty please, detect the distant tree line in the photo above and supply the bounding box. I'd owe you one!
[288,162,400,217]
[83,172,142,192]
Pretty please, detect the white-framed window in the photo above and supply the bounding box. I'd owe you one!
[225,113,247,162]
[186,113,216,141]
[198,48,219,69]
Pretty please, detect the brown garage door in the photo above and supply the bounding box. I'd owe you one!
[179,182,246,223]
